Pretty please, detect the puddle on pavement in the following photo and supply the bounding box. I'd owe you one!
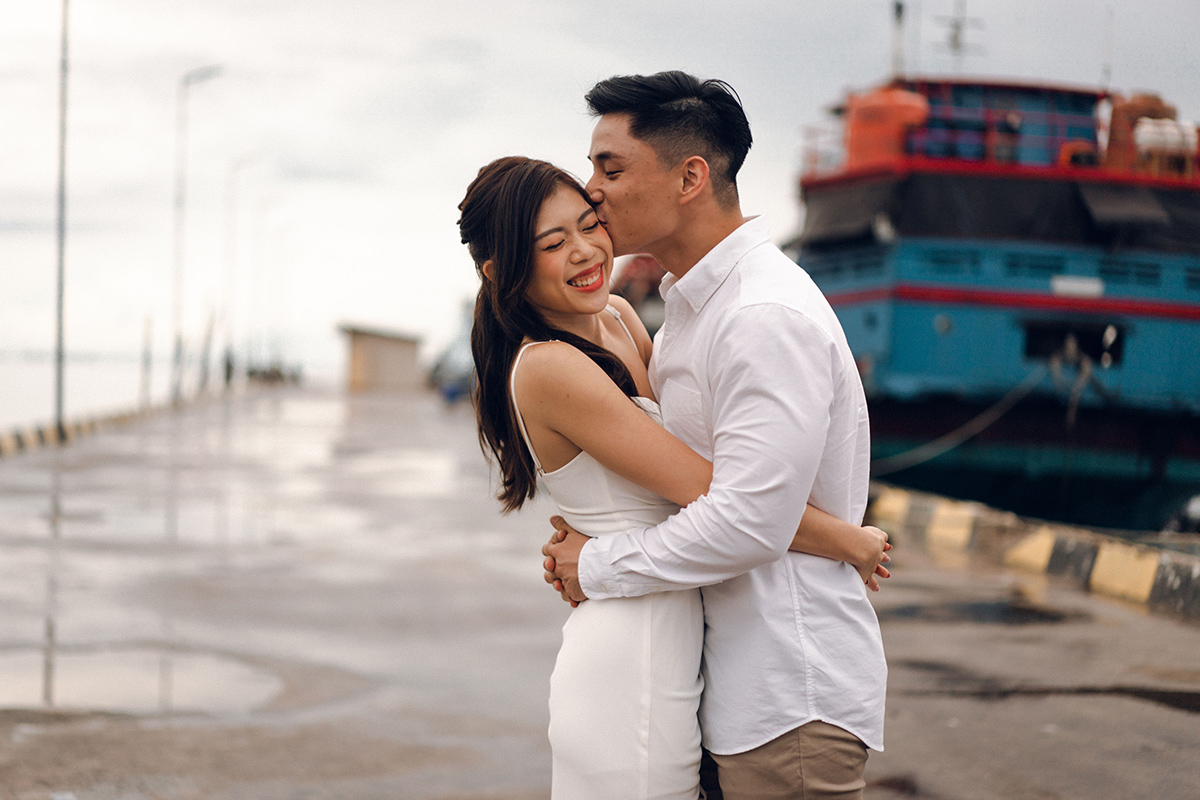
[0,647,282,715]
[877,599,1091,625]
[897,659,1200,714]
[910,684,1200,714]
[867,774,925,797]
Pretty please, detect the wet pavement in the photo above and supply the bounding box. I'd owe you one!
[865,549,1200,799]
[0,386,1197,799]
[1,388,567,799]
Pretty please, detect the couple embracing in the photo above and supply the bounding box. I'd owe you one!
[459,71,888,800]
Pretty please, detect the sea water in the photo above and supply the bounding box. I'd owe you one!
[0,357,173,432]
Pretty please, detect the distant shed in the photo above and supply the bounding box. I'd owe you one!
[338,324,422,392]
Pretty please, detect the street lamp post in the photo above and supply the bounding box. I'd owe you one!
[169,64,222,406]
[52,0,69,440]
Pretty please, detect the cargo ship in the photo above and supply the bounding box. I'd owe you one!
[788,74,1200,531]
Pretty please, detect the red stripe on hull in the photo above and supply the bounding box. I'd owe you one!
[825,283,1200,321]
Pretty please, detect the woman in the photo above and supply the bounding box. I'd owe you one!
[458,156,888,799]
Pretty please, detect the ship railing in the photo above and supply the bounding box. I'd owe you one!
[907,104,1098,167]
[801,105,1100,178]
[804,102,1200,181]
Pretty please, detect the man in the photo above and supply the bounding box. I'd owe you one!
[544,71,887,799]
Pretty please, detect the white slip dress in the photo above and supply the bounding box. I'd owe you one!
[510,307,704,800]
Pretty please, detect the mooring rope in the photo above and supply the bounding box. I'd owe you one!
[870,364,1049,477]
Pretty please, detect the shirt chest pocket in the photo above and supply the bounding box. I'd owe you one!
[658,379,709,453]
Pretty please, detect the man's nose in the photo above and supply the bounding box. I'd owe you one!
[585,182,603,204]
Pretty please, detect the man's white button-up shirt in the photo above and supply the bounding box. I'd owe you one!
[578,216,887,754]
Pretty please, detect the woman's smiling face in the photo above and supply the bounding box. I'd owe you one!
[524,184,614,326]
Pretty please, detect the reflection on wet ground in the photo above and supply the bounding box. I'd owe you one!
[0,386,567,798]
[0,647,281,714]
[0,389,532,720]
[1,399,282,716]
[3,386,1198,799]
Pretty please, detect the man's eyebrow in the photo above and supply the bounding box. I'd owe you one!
[589,150,616,164]
[533,207,595,242]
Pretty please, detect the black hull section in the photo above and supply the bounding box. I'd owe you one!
[870,395,1200,531]
[801,171,1200,256]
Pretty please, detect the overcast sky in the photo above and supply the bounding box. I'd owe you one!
[3,0,1198,376]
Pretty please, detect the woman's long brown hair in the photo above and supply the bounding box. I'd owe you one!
[458,157,638,512]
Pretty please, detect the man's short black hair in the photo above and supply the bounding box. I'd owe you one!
[585,71,752,207]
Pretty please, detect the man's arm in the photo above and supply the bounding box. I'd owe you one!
[546,510,890,602]
[549,303,840,601]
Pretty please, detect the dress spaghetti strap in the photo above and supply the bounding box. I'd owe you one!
[604,305,640,351]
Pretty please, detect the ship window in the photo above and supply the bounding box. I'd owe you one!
[851,253,885,277]
[1186,268,1200,292]
[952,85,985,108]
[925,249,982,275]
[1099,259,1161,286]
[804,255,845,280]
[1005,253,1066,279]
[1058,93,1097,116]
[1023,321,1125,365]
[803,247,888,282]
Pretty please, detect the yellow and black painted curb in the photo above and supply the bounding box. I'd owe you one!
[868,483,1200,623]
[0,409,154,459]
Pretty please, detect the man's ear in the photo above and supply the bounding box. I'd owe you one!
[678,156,710,205]
[480,259,494,282]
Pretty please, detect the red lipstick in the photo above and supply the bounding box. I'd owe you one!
[568,264,606,293]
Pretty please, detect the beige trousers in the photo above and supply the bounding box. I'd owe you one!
[700,720,868,800]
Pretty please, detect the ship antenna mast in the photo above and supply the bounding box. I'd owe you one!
[1100,4,1114,89]
[934,0,984,73]
[891,1,906,78]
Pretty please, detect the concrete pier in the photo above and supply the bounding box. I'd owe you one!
[0,387,1197,799]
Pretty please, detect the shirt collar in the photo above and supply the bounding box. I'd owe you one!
[658,216,770,314]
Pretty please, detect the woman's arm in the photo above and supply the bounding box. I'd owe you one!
[792,505,891,591]
[514,342,712,505]
[517,342,888,588]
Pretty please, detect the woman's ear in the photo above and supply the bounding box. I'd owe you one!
[480,260,494,282]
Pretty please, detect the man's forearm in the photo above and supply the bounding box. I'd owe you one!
[578,484,805,600]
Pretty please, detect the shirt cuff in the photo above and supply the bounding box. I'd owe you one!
[578,534,619,600]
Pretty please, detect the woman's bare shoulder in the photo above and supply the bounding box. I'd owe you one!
[607,294,635,314]
[511,340,606,392]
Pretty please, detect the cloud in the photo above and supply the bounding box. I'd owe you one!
[2,0,1198,367]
